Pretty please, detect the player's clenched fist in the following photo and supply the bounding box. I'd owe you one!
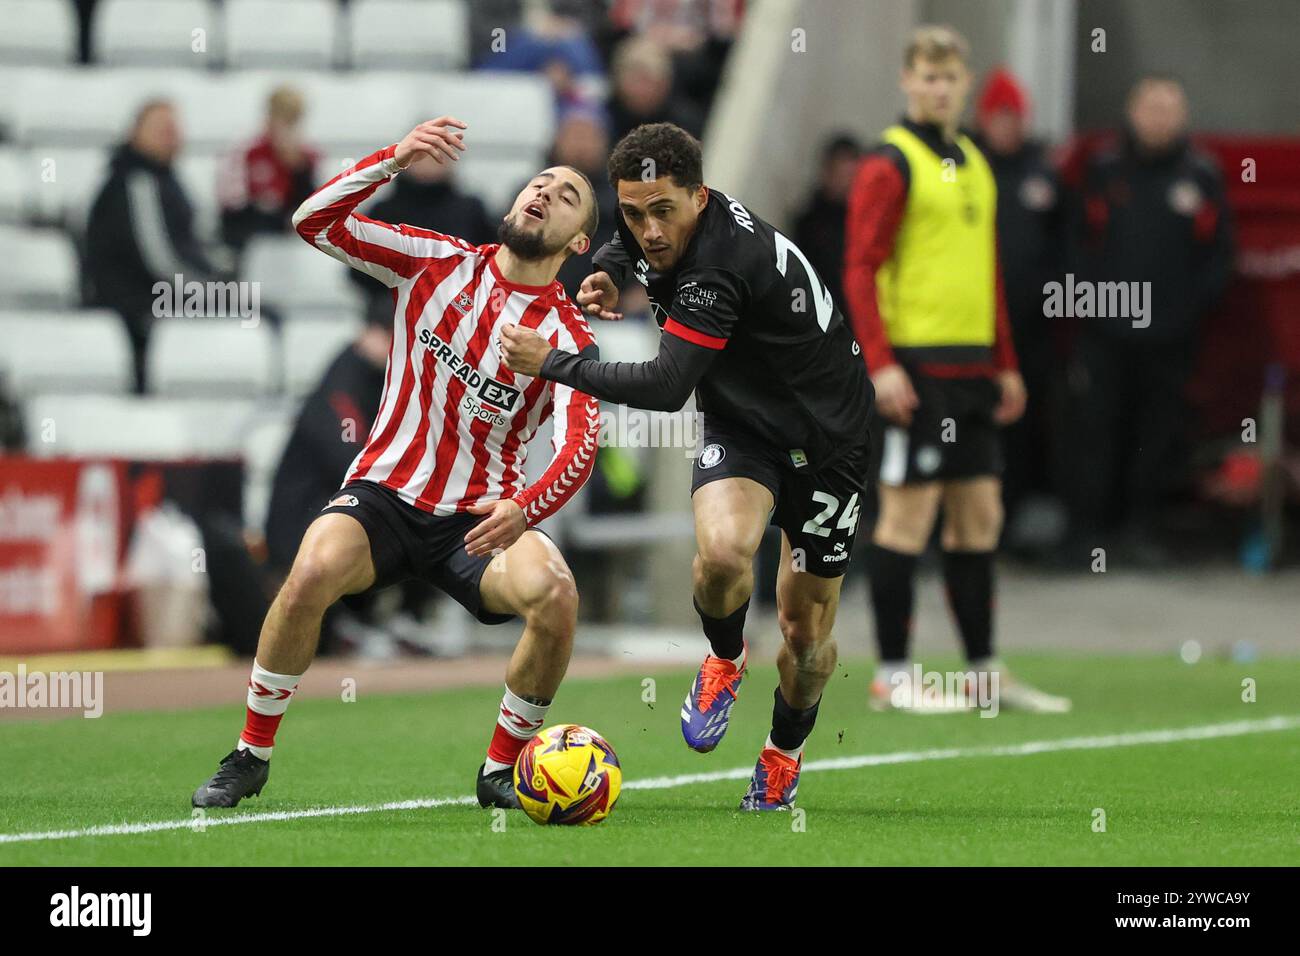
[394,117,468,169]
[576,271,623,321]
[499,323,553,377]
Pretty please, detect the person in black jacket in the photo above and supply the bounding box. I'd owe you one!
[790,133,861,318]
[973,68,1066,548]
[85,99,230,392]
[1068,74,1234,562]
[263,319,390,575]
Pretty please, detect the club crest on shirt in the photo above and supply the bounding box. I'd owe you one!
[699,443,726,468]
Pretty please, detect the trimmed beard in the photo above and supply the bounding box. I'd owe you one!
[498,213,567,261]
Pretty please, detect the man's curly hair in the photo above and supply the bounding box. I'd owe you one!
[607,122,704,191]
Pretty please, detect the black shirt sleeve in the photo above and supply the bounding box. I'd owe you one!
[539,331,717,412]
[591,228,632,286]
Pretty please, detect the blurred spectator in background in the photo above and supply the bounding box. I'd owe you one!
[547,105,618,297]
[84,99,231,393]
[972,68,1067,557]
[347,144,496,322]
[218,85,320,253]
[472,0,606,112]
[607,36,704,142]
[1067,74,1234,563]
[262,312,409,656]
[264,317,388,579]
[791,133,861,315]
[603,0,744,116]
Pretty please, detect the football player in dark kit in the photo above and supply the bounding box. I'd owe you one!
[501,122,873,811]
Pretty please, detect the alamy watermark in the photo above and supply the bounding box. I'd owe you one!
[0,666,103,718]
[891,665,1001,717]
[152,274,261,327]
[1043,273,1151,328]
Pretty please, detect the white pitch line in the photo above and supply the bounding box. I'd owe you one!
[2,715,1297,846]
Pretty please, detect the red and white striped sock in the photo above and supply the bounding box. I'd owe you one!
[483,685,550,774]
[236,660,302,760]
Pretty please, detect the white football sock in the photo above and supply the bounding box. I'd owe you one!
[765,734,803,760]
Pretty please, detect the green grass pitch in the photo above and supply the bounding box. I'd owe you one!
[1,653,1298,866]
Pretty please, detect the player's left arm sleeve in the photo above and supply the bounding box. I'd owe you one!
[511,374,601,527]
[590,228,632,287]
[538,268,741,411]
[992,240,1020,373]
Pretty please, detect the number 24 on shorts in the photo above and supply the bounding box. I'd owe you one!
[803,491,860,537]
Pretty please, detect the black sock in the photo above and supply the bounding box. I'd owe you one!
[942,550,994,663]
[694,597,748,661]
[770,687,820,752]
[867,544,917,662]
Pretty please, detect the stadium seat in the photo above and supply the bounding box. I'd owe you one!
[9,66,207,148]
[454,155,538,216]
[241,402,298,530]
[589,317,662,362]
[282,313,363,397]
[0,309,133,396]
[94,0,223,67]
[297,73,419,151]
[0,226,80,308]
[0,0,78,65]
[224,0,340,69]
[0,148,26,222]
[347,0,468,70]
[23,393,257,459]
[242,235,364,315]
[23,146,113,232]
[408,72,554,158]
[146,316,280,396]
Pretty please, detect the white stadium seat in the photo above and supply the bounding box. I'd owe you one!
[23,146,113,232]
[242,235,364,314]
[9,67,208,148]
[295,73,420,151]
[24,394,257,459]
[0,310,133,397]
[0,225,80,308]
[347,0,468,70]
[454,155,537,217]
[146,316,280,396]
[0,0,78,64]
[410,72,554,157]
[94,0,222,67]
[282,313,362,397]
[241,403,298,530]
[224,0,339,69]
[0,147,26,222]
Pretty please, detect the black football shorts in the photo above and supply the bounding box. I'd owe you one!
[318,479,519,624]
[877,370,1002,486]
[690,417,871,578]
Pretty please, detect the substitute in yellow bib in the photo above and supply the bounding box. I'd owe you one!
[843,25,1070,714]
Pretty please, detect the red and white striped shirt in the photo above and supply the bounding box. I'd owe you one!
[292,145,600,525]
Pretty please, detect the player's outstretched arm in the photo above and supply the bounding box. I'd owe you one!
[501,322,716,413]
[291,117,470,288]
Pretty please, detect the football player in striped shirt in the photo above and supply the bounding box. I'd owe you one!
[193,118,604,811]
